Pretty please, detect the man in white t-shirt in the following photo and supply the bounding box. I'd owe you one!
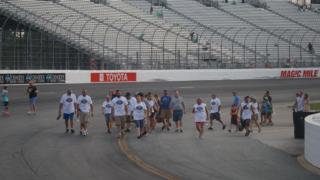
[112,90,128,138]
[132,94,147,139]
[77,89,93,136]
[58,89,77,134]
[240,96,253,136]
[102,95,113,134]
[295,91,304,112]
[125,92,137,133]
[208,94,226,130]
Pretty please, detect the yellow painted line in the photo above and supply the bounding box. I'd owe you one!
[118,136,179,180]
[297,154,320,176]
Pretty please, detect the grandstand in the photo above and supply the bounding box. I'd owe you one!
[0,0,319,70]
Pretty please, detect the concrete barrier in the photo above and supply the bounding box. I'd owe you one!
[305,113,320,168]
[1,67,319,84]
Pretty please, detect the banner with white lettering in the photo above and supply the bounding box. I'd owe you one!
[0,73,66,84]
[91,72,137,83]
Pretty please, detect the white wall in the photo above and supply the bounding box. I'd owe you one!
[1,67,320,84]
[305,113,320,168]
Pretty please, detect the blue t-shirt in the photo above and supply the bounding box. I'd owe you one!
[262,101,272,113]
[1,90,9,102]
[160,96,171,110]
[232,95,240,107]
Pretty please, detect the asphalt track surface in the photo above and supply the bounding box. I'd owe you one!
[1,79,320,180]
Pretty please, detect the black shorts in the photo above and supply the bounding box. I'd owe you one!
[241,119,251,126]
[149,112,156,118]
[231,115,238,125]
[210,112,221,121]
[3,101,9,107]
[261,112,272,117]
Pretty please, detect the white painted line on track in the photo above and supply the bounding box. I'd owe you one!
[178,86,194,89]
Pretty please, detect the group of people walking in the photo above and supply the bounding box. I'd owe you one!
[1,83,279,139]
[191,91,273,138]
[57,88,187,138]
[55,87,275,139]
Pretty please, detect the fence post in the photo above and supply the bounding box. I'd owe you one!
[243,28,255,65]
[300,31,309,66]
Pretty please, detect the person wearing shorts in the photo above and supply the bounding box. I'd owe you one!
[193,98,208,139]
[59,89,77,134]
[102,95,113,134]
[153,94,162,124]
[261,97,273,126]
[125,92,136,133]
[147,93,157,131]
[139,93,152,134]
[240,96,253,136]
[261,90,273,124]
[77,89,93,136]
[209,94,226,130]
[232,92,241,109]
[160,90,172,131]
[228,104,238,133]
[1,86,9,116]
[27,82,38,114]
[250,97,261,133]
[170,90,186,133]
[112,90,128,138]
[132,94,147,139]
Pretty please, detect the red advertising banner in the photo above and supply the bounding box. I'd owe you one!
[91,72,137,82]
[280,69,319,78]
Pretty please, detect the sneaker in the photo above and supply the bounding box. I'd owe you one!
[167,127,170,131]
[161,126,165,131]
[245,130,250,136]
[107,129,111,134]
[65,129,69,133]
[71,129,75,134]
[199,135,203,139]
[175,129,179,133]
[222,125,226,130]
[228,129,231,133]
[120,132,125,137]
[142,131,147,137]
[137,135,142,139]
[2,111,10,117]
[125,129,130,133]
[180,129,183,133]
[83,130,88,136]
[208,127,213,130]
